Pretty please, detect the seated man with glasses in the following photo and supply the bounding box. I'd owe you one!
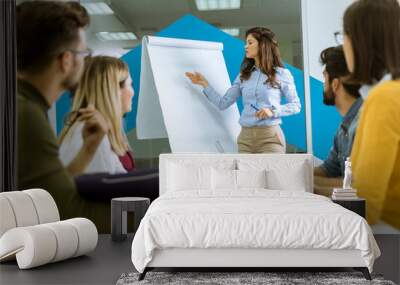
[17,1,112,232]
[313,46,362,196]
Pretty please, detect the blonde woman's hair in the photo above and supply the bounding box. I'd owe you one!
[59,56,130,156]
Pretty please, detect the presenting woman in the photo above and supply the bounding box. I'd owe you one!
[186,27,301,153]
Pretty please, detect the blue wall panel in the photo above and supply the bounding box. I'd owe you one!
[283,64,306,152]
[310,76,341,159]
[56,92,72,134]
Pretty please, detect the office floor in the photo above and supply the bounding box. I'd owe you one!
[1,234,398,285]
[0,235,134,285]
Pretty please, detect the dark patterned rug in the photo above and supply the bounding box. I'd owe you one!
[116,271,396,285]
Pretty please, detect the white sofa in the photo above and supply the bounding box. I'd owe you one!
[0,189,98,269]
[132,153,379,281]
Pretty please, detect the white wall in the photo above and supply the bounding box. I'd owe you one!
[48,105,57,135]
[304,0,353,81]
[301,0,354,156]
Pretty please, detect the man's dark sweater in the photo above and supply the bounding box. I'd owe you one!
[17,79,110,233]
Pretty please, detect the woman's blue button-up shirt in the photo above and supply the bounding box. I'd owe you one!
[203,67,301,127]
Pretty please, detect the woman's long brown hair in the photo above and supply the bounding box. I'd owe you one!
[240,27,284,88]
[343,0,400,84]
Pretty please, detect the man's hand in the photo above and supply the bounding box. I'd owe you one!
[185,72,209,88]
[256,108,274,119]
[314,173,343,197]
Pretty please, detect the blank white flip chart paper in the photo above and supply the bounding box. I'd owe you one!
[137,36,240,153]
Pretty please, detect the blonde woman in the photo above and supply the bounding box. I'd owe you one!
[59,56,158,202]
[59,56,135,174]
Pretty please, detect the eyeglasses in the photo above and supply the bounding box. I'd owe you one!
[334,31,344,45]
[66,48,93,58]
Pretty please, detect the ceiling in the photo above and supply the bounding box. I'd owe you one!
[84,0,302,59]
[16,0,303,65]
